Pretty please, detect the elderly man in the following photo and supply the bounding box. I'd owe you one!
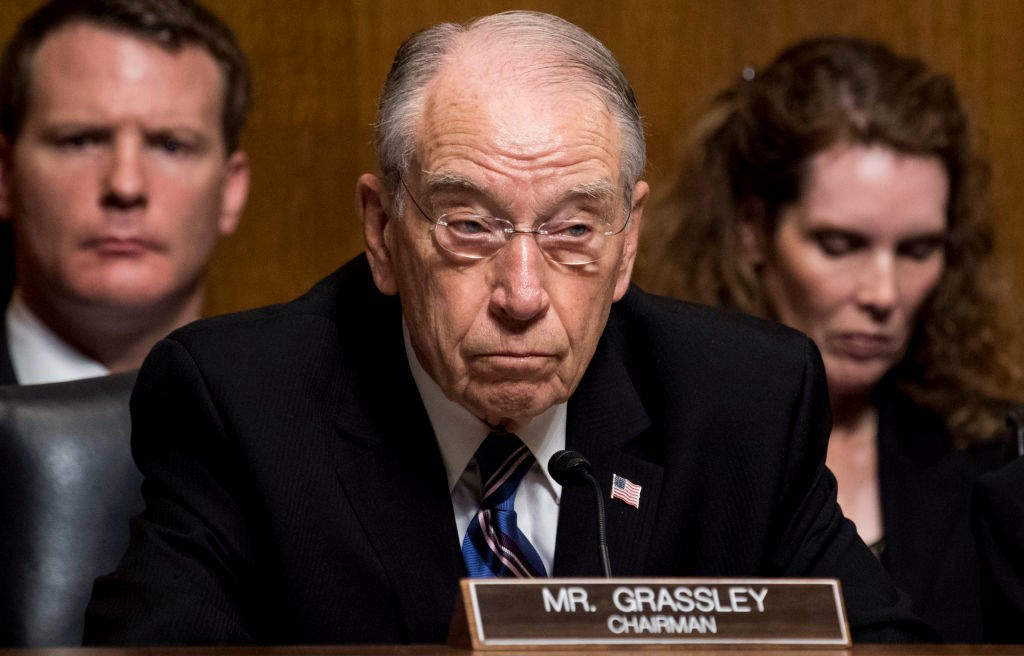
[85,11,926,645]
[0,0,250,384]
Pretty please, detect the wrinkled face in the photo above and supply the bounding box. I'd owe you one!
[755,143,948,400]
[1,22,248,317]
[363,59,646,429]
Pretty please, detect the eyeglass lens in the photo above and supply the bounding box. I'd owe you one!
[436,212,616,265]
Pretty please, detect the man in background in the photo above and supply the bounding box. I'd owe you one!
[0,0,250,384]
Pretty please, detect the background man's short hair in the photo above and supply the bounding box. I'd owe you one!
[0,0,251,153]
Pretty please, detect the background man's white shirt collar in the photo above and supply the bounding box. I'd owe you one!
[6,289,109,384]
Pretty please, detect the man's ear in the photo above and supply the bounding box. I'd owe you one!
[0,136,13,221]
[612,180,648,301]
[357,173,398,296]
[217,150,250,236]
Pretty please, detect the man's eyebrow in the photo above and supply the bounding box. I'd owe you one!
[419,172,617,203]
[37,122,111,135]
[420,172,484,196]
[565,180,616,202]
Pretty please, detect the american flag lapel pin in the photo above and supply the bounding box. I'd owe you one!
[610,473,641,508]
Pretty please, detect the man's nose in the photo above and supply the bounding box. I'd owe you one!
[856,252,898,320]
[102,133,147,211]
[488,234,551,323]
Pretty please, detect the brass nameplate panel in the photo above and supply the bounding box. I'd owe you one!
[449,577,850,650]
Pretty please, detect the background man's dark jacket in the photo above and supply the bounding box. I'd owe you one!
[0,224,16,383]
[84,255,928,644]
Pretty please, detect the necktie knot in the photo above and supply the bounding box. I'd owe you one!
[475,431,535,512]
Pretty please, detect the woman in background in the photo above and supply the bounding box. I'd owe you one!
[641,36,1019,642]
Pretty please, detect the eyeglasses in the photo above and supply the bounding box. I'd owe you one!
[400,177,631,266]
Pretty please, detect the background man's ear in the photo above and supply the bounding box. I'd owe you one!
[357,173,398,295]
[217,150,250,236]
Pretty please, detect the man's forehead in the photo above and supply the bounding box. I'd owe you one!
[25,22,225,130]
[414,62,621,176]
[38,22,218,76]
[428,34,607,107]
[34,20,198,65]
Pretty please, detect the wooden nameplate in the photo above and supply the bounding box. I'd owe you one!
[448,577,851,650]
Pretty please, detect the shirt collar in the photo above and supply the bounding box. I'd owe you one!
[402,321,565,497]
[6,288,109,384]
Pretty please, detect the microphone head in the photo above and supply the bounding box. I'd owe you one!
[548,449,593,485]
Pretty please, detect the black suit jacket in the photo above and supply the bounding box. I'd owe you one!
[0,299,16,386]
[84,255,927,645]
[974,456,1024,643]
[0,327,16,385]
[0,223,12,307]
[0,221,15,384]
[876,390,1010,642]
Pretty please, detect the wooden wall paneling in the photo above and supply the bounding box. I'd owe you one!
[0,1,1020,317]
[200,0,364,314]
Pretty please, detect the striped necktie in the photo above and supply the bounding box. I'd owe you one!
[461,431,548,578]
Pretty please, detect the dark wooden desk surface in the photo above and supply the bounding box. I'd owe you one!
[1,645,1021,655]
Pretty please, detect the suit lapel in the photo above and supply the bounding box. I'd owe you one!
[330,292,463,642]
[327,268,667,624]
[554,312,664,576]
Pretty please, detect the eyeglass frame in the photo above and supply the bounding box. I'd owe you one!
[398,176,634,266]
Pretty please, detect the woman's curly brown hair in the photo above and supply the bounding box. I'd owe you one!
[638,36,1022,445]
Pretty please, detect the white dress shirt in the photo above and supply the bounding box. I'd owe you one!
[5,289,109,384]
[403,323,564,574]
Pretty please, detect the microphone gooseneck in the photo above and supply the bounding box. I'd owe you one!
[548,449,612,577]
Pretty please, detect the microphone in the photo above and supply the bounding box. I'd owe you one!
[548,450,612,577]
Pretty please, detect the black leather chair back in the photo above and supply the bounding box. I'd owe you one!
[0,372,141,647]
